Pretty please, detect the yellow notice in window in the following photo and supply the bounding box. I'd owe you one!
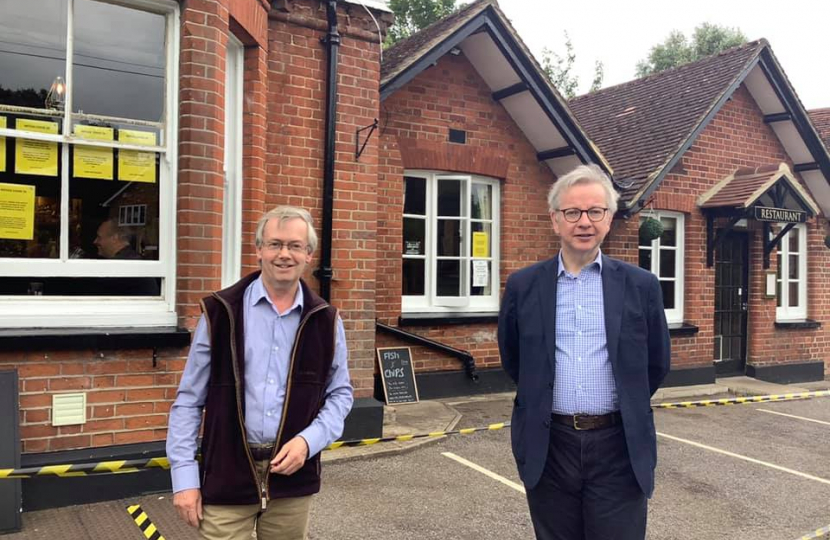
[472,231,489,258]
[74,125,115,180]
[15,119,59,177]
[0,116,6,172]
[0,182,35,240]
[118,130,157,183]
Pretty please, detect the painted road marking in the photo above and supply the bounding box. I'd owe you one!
[658,432,830,486]
[441,452,526,494]
[756,408,830,427]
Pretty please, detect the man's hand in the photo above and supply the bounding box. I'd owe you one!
[173,488,203,528]
[270,436,309,475]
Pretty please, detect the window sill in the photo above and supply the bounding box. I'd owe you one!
[668,322,699,337]
[0,326,191,351]
[399,312,499,326]
[774,319,821,330]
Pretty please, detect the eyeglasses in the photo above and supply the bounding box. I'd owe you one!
[263,241,309,254]
[557,207,608,223]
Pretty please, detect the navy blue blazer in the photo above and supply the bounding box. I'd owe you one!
[498,254,671,497]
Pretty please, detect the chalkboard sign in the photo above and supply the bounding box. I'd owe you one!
[377,347,419,405]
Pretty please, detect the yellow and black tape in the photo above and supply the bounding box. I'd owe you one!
[0,457,169,479]
[326,421,509,450]
[127,504,166,540]
[655,389,830,409]
[795,523,830,540]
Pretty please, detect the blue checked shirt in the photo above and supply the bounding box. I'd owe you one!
[551,250,619,415]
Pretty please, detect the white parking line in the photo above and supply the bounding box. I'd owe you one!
[658,432,830,486]
[441,452,526,494]
[756,408,830,426]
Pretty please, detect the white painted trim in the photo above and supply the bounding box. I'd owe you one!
[776,223,807,321]
[638,211,685,324]
[222,35,244,288]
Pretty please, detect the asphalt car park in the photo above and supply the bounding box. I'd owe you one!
[7,393,830,539]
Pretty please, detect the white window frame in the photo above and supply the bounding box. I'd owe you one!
[221,34,244,288]
[402,170,500,314]
[638,211,684,325]
[0,0,180,328]
[776,223,807,321]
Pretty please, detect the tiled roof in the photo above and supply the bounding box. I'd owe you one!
[809,108,830,150]
[568,40,766,204]
[699,165,782,208]
[381,0,491,85]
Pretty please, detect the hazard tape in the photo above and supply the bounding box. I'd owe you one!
[0,457,169,479]
[795,524,830,540]
[127,504,166,540]
[2,390,829,479]
[654,390,830,409]
[326,421,509,450]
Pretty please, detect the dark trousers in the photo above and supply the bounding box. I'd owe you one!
[525,422,647,540]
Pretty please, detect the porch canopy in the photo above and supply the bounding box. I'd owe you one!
[698,163,820,267]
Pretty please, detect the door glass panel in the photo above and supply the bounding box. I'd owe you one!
[437,179,461,216]
[788,282,799,307]
[788,228,799,252]
[402,258,425,296]
[437,219,460,256]
[436,259,461,296]
[788,255,799,279]
[403,177,426,215]
[403,217,425,255]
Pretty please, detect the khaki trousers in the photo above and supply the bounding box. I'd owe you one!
[199,460,313,540]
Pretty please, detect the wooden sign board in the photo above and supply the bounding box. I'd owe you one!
[376,347,419,405]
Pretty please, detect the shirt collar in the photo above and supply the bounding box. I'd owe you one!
[557,249,603,277]
[250,276,304,314]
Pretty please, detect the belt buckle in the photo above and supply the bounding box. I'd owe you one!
[573,415,586,431]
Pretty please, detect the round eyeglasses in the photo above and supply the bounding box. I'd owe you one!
[557,207,608,223]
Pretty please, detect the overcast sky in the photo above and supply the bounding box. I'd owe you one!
[497,0,829,110]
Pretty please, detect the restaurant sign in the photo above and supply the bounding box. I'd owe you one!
[753,206,807,223]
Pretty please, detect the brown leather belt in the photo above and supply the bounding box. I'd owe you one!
[551,411,622,431]
[248,443,276,461]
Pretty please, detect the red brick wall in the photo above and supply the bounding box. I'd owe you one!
[376,52,559,374]
[609,85,830,373]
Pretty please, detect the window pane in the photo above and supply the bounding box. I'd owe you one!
[73,0,166,122]
[659,249,676,278]
[659,217,676,246]
[436,259,461,297]
[788,228,799,252]
[0,0,67,110]
[776,278,782,307]
[788,282,799,307]
[471,183,491,220]
[403,176,425,215]
[403,217,425,255]
[0,276,159,296]
[638,248,651,270]
[437,179,461,216]
[660,280,675,309]
[402,258,425,296]
[470,260,491,296]
[437,219,460,257]
[788,254,799,279]
[470,222,491,258]
[0,128,63,259]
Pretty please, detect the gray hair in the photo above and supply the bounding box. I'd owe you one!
[547,164,620,216]
[255,206,318,253]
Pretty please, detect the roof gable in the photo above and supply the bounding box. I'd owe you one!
[569,40,830,217]
[380,0,610,179]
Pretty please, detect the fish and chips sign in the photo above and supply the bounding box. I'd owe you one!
[753,206,807,223]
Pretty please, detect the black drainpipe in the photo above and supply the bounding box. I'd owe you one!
[377,322,479,382]
[318,0,340,301]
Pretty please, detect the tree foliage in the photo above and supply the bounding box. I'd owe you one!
[540,33,604,99]
[385,0,458,47]
[636,23,748,77]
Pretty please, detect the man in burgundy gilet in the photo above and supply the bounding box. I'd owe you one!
[167,206,353,540]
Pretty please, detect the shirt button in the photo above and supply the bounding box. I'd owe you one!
[273,346,279,352]
[577,305,582,310]
[578,357,582,362]
[268,379,275,384]
[577,331,582,336]
[266,411,272,417]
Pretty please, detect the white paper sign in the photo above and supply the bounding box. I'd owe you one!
[472,260,489,287]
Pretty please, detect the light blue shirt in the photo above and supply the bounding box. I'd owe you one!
[552,250,619,415]
[166,277,353,493]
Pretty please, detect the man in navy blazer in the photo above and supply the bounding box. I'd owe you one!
[498,164,671,540]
